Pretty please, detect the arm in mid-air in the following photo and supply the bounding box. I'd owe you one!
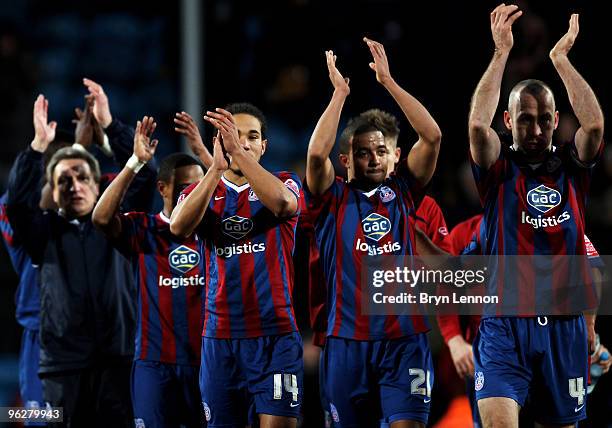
[92,117,159,240]
[170,134,227,238]
[468,4,522,170]
[204,109,298,218]
[364,37,442,187]
[6,95,55,264]
[549,14,604,163]
[306,50,350,196]
[84,77,157,212]
[174,111,213,169]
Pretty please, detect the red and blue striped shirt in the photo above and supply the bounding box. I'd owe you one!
[180,173,302,339]
[305,166,429,340]
[114,212,205,365]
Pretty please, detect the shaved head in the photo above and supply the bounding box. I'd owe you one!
[508,79,556,117]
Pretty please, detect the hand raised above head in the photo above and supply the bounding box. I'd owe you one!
[83,78,113,128]
[490,3,523,54]
[550,14,579,61]
[325,50,350,95]
[31,94,57,152]
[133,116,159,163]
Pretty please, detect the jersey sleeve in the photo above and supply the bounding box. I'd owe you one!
[303,177,345,226]
[437,314,463,344]
[566,139,604,209]
[393,158,426,209]
[418,197,452,253]
[470,148,507,206]
[176,180,199,206]
[584,234,605,271]
[275,171,303,217]
[113,212,149,256]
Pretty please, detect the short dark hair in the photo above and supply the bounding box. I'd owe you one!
[46,147,101,186]
[225,102,267,139]
[157,153,204,183]
[339,109,400,154]
[508,79,556,113]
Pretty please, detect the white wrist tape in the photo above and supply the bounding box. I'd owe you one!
[126,154,146,173]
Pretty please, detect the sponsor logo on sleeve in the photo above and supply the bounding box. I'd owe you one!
[284,178,300,197]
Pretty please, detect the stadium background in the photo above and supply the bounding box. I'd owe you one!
[0,0,610,426]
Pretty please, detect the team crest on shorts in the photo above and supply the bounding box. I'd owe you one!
[134,418,146,428]
[329,403,340,423]
[248,188,259,201]
[379,186,396,203]
[203,402,211,421]
[475,371,485,391]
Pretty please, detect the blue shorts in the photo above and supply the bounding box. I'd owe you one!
[321,334,433,427]
[473,316,589,425]
[465,377,481,428]
[19,328,45,426]
[200,332,303,427]
[131,360,202,428]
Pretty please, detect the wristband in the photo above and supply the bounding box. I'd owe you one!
[126,154,146,173]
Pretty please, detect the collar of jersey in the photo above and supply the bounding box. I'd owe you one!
[158,211,170,224]
[362,186,380,198]
[221,175,251,192]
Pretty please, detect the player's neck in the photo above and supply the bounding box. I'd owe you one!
[223,170,248,187]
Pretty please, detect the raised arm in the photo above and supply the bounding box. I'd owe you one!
[92,116,158,240]
[170,134,227,238]
[364,37,442,186]
[174,111,213,169]
[468,4,522,169]
[204,109,298,218]
[549,14,604,162]
[6,95,55,264]
[306,50,350,196]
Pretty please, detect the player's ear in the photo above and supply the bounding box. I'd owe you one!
[339,153,350,169]
[394,147,401,165]
[503,111,512,130]
[157,180,167,197]
[554,111,559,130]
[261,139,267,156]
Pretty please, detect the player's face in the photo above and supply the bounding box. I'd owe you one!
[349,131,390,186]
[344,137,399,181]
[171,164,205,209]
[228,113,267,174]
[52,159,99,218]
[504,92,559,160]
